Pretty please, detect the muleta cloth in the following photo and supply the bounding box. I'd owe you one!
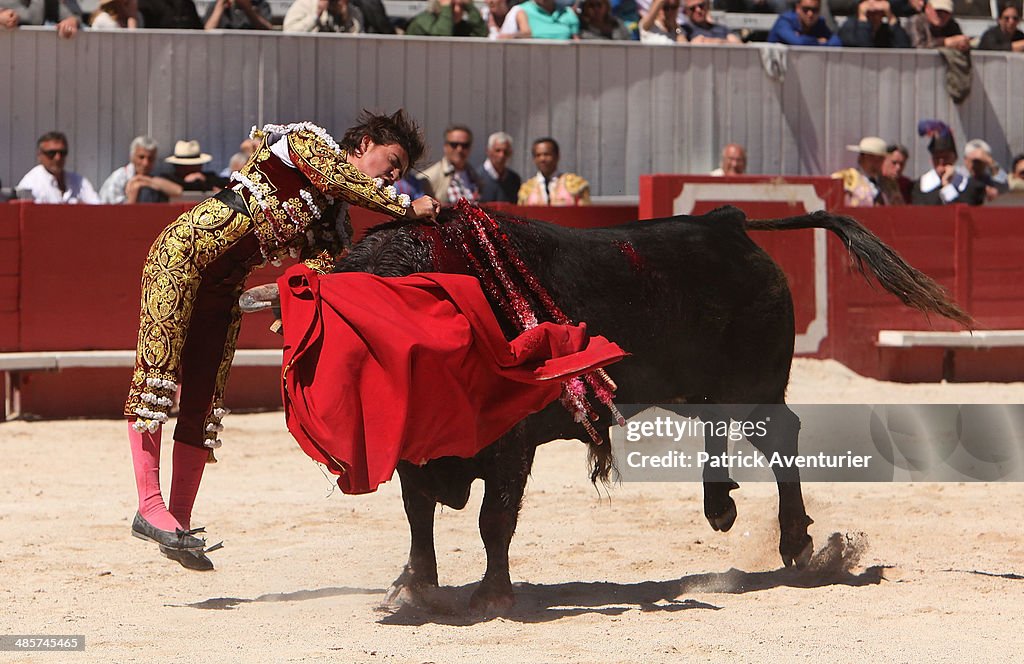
[279,265,628,494]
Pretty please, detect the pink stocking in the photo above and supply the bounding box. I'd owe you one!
[128,422,181,532]
[168,442,209,530]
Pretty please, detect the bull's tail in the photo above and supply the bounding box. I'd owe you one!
[746,211,973,327]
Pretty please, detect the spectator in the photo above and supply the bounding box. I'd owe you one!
[832,136,903,206]
[767,0,840,46]
[90,0,140,27]
[963,138,1009,202]
[136,0,202,28]
[513,0,580,39]
[100,135,183,204]
[351,0,394,32]
[977,1,1024,52]
[226,151,249,174]
[639,0,684,43]
[1009,154,1024,191]
[0,0,81,37]
[203,0,273,29]
[164,140,228,193]
[682,0,741,43]
[283,0,363,31]
[405,0,487,35]
[710,143,747,176]
[518,137,590,206]
[483,0,509,36]
[883,143,913,203]
[578,0,633,39]
[911,124,982,205]
[838,0,911,47]
[478,132,522,203]
[906,0,970,50]
[418,125,482,204]
[17,132,99,204]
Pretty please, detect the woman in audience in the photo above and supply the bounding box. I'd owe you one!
[639,0,685,43]
[90,0,140,28]
[578,0,632,39]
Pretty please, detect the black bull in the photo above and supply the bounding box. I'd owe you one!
[298,205,970,612]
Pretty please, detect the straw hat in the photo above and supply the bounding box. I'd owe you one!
[845,136,888,157]
[165,140,213,165]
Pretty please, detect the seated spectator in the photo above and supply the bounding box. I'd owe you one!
[0,0,81,37]
[351,0,394,32]
[767,0,840,46]
[518,137,590,206]
[579,0,633,39]
[883,143,913,203]
[406,0,487,35]
[963,138,1009,202]
[838,0,911,47]
[832,136,903,206]
[90,0,140,28]
[483,0,509,36]
[478,131,522,203]
[489,0,525,37]
[283,0,363,31]
[164,140,228,193]
[100,135,183,204]
[418,125,482,204]
[911,123,982,205]
[977,1,1024,52]
[710,143,747,175]
[136,0,202,28]
[203,0,273,29]
[17,131,99,204]
[639,0,684,43]
[513,0,581,39]
[682,0,741,43]
[906,0,970,50]
[1009,154,1024,191]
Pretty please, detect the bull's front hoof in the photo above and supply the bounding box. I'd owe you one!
[383,566,440,609]
[780,534,814,569]
[469,582,516,615]
[704,480,739,532]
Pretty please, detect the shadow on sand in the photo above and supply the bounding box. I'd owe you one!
[376,561,888,626]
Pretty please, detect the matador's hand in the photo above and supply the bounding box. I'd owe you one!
[410,195,440,222]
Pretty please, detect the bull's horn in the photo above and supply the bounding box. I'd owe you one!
[239,283,280,314]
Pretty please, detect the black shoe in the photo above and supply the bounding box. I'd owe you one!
[160,545,215,571]
[131,512,206,551]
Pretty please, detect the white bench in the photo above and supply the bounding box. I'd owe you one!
[0,349,283,421]
[877,330,1024,349]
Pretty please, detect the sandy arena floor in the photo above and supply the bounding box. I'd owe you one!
[1,359,1022,663]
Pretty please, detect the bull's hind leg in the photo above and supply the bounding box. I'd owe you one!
[745,403,814,568]
[470,437,537,614]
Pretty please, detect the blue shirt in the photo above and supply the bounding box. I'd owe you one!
[767,10,840,46]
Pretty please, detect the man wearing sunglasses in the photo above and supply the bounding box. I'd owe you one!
[418,124,482,205]
[767,0,840,46]
[16,131,99,204]
[681,0,741,43]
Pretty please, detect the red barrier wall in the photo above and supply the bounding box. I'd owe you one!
[4,191,1023,418]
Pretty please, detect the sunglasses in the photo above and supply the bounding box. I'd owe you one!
[40,149,68,158]
[685,0,708,9]
[797,4,819,13]
[447,141,471,150]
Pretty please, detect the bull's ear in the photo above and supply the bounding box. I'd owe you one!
[239,283,280,313]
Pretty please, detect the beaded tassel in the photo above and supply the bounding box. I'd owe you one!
[440,200,624,441]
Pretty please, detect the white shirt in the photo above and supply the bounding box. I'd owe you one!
[99,164,135,204]
[17,164,100,204]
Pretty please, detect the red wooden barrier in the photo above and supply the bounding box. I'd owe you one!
[4,190,1024,417]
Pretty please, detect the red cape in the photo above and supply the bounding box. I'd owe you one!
[279,265,626,494]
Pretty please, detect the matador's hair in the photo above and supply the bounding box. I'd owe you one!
[340,109,426,171]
